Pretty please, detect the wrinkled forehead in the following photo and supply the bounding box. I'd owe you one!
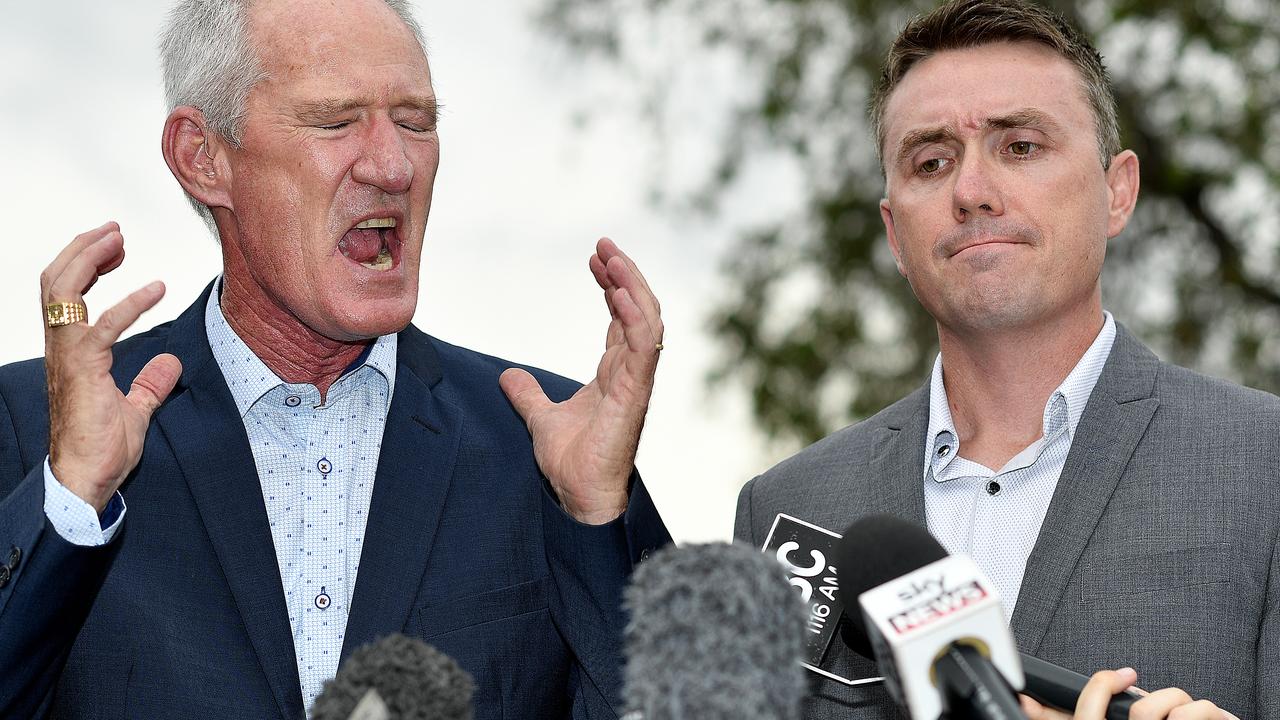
[880,41,1093,160]
[247,0,429,86]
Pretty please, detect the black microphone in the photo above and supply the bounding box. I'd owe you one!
[835,514,1025,720]
[835,515,1137,720]
[621,542,808,720]
[310,633,474,720]
[1017,655,1136,720]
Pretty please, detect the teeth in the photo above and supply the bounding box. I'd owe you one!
[360,247,394,271]
[355,218,396,229]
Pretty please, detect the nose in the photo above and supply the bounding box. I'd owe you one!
[352,116,414,194]
[951,154,1004,222]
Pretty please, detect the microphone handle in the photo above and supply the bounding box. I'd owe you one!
[935,644,1027,720]
[1019,654,1137,720]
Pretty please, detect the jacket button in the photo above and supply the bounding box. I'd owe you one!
[6,546,20,570]
[639,548,652,563]
[0,565,9,588]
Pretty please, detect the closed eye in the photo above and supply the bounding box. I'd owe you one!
[396,122,435,133]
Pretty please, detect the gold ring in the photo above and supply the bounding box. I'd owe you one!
[654,342,664,352]
[45,301,88,328]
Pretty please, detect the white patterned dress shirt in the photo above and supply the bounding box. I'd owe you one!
[923,312,1116,620]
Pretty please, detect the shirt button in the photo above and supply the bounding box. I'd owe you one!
[317,458,332,474]
[986,480,1001,496]
[315,591,331,610]
[285,395,302,407]
[937,445,951,457]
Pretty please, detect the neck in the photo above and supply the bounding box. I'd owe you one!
[936,298,1104,468]
[219,272,369,402]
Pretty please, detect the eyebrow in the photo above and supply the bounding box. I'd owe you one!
[894,108,1061,166]
[293,96,440,125]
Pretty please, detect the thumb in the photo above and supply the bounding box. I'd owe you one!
[126,353,183,418]
[500,368,553,425]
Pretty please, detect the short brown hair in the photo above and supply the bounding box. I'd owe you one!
[870,0,1120,170]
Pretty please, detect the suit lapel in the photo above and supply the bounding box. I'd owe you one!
[863,386,930,525]
[153,284,304,720]
[1010,325,1160,652]
[340,325,461,661]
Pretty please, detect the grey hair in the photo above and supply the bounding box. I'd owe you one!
[158,0,427,234]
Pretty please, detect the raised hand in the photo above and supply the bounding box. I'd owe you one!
[43,222,183,512]
[499,238,664,525]
[1021,668,1238,720]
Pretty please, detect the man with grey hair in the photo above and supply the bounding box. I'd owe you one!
[736,0,1274,719]
[0,0,670,718]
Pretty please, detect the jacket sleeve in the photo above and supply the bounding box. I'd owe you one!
[0,386,120,719]
[541,472,672,718]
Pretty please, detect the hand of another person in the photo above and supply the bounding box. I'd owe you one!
[500,238,663,525]
[43,222,183,512]
[1020,667,1239,720]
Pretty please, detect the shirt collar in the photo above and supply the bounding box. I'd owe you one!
[204,277,398,418]
[923,311,1117,477]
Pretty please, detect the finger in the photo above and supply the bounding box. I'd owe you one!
[596,237,653,296]
[1075,668,1139,719]
[126,353,183,419]
[42,221,120,295]
[89,281,166,348]
[606,258,664,346]
[605,315,625,351]
[603,289,619,321]
[499,368,554,424]
[1019,695,1069,720]
[589,252,612,292]
[600,242,662,322]
[612,287,661,359]
[1167,700,1230,720]
[1130,687,1195,720]
[46,232,126,304]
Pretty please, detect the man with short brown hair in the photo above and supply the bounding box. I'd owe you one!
[736,1,1276,718]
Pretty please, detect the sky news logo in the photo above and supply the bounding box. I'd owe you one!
[887,578,988,635]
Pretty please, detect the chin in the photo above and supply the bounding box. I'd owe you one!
[319,299,417,342]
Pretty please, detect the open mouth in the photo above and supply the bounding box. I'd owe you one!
[338,217,399,271]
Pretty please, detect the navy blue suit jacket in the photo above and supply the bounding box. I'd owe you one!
[0,284,671,719]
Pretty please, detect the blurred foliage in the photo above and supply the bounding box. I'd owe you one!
[539,0,1280,447]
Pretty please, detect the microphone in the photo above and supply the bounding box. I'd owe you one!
[835,514,1025,720]
[622,542,808,720]
[310,633,474,720]
[1017,655,1136,720]
[834,515,1138,720]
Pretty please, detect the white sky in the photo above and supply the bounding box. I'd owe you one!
[0,1,807,542]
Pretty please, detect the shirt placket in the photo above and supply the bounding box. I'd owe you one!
[292,385,346,707]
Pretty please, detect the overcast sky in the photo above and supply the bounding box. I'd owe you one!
[0,1,814,542]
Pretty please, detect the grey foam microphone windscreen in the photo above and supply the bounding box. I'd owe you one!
[310,634,474,720]
[622,542,807,720]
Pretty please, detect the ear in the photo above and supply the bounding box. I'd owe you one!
[880,197,907,277]
[1104,149,1140,239]
[161,106,233,212]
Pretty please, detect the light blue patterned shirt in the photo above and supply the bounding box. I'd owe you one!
[923,312,1116,621]
[42,283,398,714]
[203,284,396,712]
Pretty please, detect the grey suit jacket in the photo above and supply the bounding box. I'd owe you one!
[735,325,1280,720]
